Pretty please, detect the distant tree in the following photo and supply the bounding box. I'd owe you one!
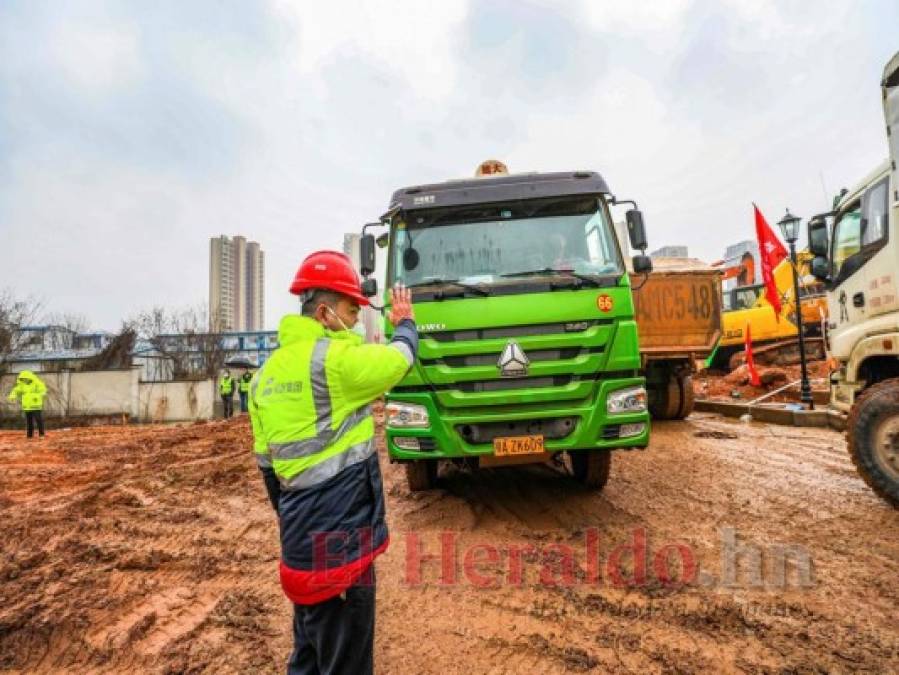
[129,303,226,380]
[0,289,44,374]
[82,325,136,370]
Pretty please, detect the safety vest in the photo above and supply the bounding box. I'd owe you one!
[249,314,414,605]
[239,374,252,393]
[219,376,234,395]
[249,315,411,488]
[7,370,47,411]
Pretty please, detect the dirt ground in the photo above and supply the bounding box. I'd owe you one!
[1,412,896,674]
[695,359,832,403]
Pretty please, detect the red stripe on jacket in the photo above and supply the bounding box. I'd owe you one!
[279,537,390,605]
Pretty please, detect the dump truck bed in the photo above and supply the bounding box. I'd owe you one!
[631,258,722,360]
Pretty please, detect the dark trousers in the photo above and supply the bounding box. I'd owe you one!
[25,411,45,438]
[287,568,376,675]
[239,391,249,413]
[221,395,234,418]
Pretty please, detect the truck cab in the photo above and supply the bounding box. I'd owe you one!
[361,166,652,491]
[809,51,899,506]
[821,160,898,408]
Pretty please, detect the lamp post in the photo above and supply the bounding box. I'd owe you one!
[777,209,814,409]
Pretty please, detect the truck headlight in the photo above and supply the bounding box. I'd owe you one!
[386,402,430,428]
[607,386,647,414]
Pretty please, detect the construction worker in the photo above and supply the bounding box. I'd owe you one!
[238,369,252,413]
[249,250,417,675]
[6,370,47,438]
[219,369,235,418]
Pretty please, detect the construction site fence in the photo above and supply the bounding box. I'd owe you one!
[0,368,216,424]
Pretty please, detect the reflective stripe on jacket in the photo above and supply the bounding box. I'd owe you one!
[7,370,47,411]
[248,314,416,604]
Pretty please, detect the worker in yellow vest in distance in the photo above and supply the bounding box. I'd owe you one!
[6,370,48,438]
[238,369,252,413]
[218,370,235,418]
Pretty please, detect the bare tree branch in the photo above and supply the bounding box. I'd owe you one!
[0,289,45,374]
[128,303,226,380]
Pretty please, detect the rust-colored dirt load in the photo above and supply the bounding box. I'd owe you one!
[1,412,897,673]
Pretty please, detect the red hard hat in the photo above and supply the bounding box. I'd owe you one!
[289,250,370,306]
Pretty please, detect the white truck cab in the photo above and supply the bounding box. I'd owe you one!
[810,51,899,507]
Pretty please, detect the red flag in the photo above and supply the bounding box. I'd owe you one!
[753,204,788,319]
[745,322,761,387]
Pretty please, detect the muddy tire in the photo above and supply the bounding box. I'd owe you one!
[405,460,438,492]
[649,377,681,420]
[569,450,612,490]
[676,374,695,419]
[847,379,899,508]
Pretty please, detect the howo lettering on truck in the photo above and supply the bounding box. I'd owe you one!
[357,163,654,492]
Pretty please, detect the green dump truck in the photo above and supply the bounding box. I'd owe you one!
[359,166,659,491]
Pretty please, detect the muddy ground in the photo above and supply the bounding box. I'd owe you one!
[696,359,832,403]
[0,412,896,673]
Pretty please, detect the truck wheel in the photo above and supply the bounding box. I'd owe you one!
[676,374,695,419]
[405,460,438,492]
[649,377,681,420]
[569,450,611,490]
[847,379,899,508]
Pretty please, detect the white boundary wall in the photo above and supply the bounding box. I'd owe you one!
[1,368,215,422]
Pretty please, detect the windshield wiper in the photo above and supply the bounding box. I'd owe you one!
[499,268,602,286]
[406,278,491,297]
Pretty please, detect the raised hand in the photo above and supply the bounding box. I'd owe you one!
[387,283,415,326]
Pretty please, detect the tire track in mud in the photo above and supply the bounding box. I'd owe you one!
[0,420,292,674]
[377,415,899,674]
[2,414,897,673]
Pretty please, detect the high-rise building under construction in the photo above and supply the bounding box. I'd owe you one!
[209,235,265,331]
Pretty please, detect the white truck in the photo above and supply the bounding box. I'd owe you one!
[809,50,899,507]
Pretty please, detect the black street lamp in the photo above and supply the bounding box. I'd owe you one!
[776,208,814,409]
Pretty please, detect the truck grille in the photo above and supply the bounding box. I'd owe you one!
[456,417,578,443]
[425,347,595,368]
[423,319,611,342]
[455,376,571,393]
[393,370,638,395]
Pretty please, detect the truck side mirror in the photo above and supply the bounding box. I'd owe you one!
[811,256,830,282]
[632,254,653,274]
[376,233,389,249]
[361,278,378,298]
[626,209,648,251]
[807,218,829,257]
[360,234,376,276]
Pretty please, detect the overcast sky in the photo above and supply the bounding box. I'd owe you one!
[1,0,896,331]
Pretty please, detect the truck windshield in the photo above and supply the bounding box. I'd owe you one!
[832,206,862,278]
[389,197,623,287]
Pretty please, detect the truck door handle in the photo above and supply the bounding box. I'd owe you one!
[853,292,865,308]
